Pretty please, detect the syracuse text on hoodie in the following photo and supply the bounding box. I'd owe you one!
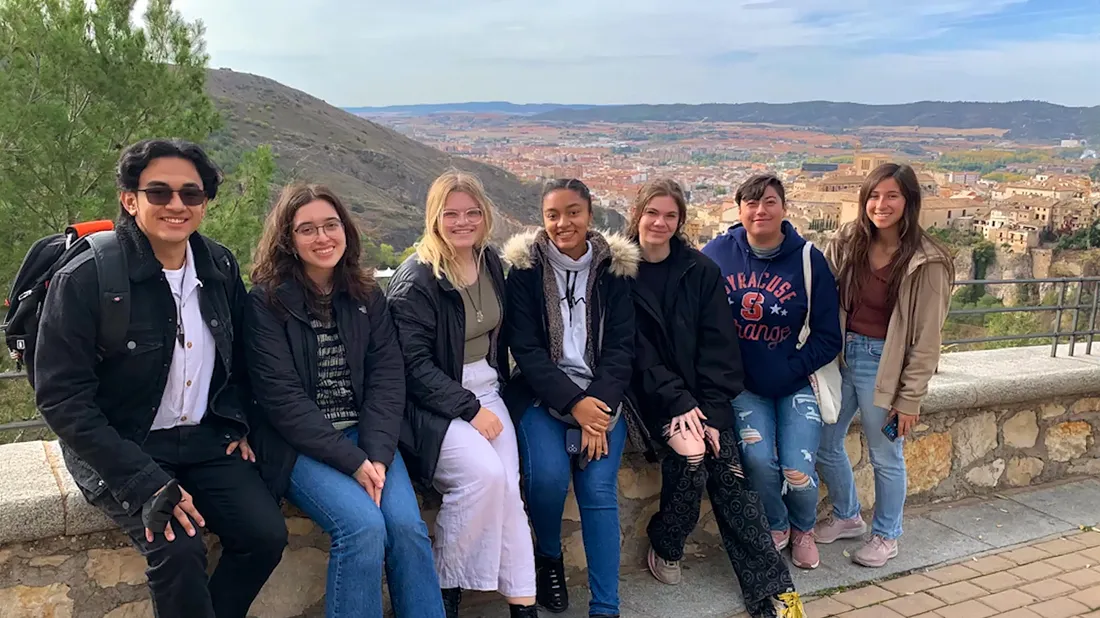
[701,221,843,398]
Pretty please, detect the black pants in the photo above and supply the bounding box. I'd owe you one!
[646,428,795,608]
[92,424,288,618]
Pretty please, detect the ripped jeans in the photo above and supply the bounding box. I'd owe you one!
[732,384,823,533]
[647,427,796,607]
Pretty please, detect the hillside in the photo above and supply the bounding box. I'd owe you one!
[345,102,597,116]
[533,101,1100,142]
[205,69,548,248]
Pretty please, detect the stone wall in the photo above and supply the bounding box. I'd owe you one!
[2,344,1099,618]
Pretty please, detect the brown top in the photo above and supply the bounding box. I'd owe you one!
[460,264,501,365]
[847,265,893,340]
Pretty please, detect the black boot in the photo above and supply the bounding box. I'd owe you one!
[509,603,540,617]
[442,587,462,618]
[534,554,569,613]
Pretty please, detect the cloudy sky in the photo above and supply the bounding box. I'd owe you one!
[166,0,1100,107]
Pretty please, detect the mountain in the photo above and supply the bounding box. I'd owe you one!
[533,101,1100,141]
[205,70,565,248]
[344,102,598,116]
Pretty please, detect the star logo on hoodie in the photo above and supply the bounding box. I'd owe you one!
[770,303,782,315]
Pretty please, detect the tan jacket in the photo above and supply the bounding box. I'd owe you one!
[824,225,952,416]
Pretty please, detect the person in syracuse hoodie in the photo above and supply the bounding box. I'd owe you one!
[702,173,842,573]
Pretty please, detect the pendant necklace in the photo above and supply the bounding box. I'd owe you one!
[463,272,484,323]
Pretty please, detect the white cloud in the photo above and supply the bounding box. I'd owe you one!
[155,0,1097,106]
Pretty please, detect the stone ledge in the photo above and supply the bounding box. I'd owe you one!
[0,442,65,544]
[924,343,1100,414]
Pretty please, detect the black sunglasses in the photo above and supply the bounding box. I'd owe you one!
[136,186,207,207]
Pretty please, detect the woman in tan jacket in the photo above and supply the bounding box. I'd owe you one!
[815,163,954,568]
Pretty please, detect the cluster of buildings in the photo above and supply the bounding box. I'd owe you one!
[680,154,1097,254]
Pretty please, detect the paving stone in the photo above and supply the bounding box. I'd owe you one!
[880,592,944,617]
[971,570,1026,592]
[1034,537,1089,557]
[835,606,904,618]
[1027,596,1090,618]
[803,596,853,617]
[996,609,1043,618]
[1009,479,1100,526]
[1009,560,1065,581]
[925,564,982,584]
[978,589,1039,612]
[1058,566,1100,589]
[966,554,1019,574]
[1000,545,1054,565]
[1019,577,1078,600]
[1072,584,1100,610]
[931,599,997,618]
[926,581,986,604]
[925,499,1072,547]
[1084,546,1100,562]
[831,585,896,609]
[880,574,939,595]
[1072,532,1100,548]
[1043,552,1096,571]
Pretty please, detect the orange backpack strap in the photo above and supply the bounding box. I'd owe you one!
[65,220,115,239]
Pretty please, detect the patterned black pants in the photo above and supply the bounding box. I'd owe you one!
[647,427,796,609]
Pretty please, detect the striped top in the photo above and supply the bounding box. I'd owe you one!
[310,308,358,428]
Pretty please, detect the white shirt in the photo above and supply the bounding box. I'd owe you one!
[546,241,594,389]
[151,243,217,430]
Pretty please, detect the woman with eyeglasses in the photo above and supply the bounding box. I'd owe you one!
[386,171,538,618]
[502,178,639,618]
[245,183,444,618]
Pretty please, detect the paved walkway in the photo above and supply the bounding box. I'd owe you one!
[465,477,1100,617]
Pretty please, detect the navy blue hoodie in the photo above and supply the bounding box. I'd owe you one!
[701,221,842,398]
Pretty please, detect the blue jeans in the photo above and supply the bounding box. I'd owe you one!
[818,333,907,539]
[287,427,444,618]
[517,405,627,617]
[732,384,822,533]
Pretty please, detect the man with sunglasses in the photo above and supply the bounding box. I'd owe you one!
[34,139,287,618]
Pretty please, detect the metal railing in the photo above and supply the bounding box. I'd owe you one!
[943,276,1100,357]
[4,275,1099,435]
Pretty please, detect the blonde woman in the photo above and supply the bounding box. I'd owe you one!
[386,170,537,618]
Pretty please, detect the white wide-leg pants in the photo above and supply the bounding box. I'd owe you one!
[431,359,537,597]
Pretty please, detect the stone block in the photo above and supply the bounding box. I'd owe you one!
[85,548,147,588]
[854,463,876,510]
[1070,458,1100,476]
[249,547,327,618]
[618,466,661,500]
[0,583,73,618]
[1004,411,1039,448]
[1041,402,1067,419]
[1046,421,1092,462]
[285,517,314,536]
[1006,456,1045,486]
[43,442,115,536]
[846,431,863,467]
[1071,397,1100,414]
[0,441,65,544]
[951,412,998,468]
[904,431,953,495]
[966,458,1006,488]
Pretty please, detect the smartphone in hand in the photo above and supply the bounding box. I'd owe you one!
[565,428,582,455]
[882,415,900,442]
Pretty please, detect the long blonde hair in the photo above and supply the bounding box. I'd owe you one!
[416,169,496,287]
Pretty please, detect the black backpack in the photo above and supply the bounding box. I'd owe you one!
[3,221,130,388]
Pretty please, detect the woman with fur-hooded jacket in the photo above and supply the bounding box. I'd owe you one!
[502,178,639,618]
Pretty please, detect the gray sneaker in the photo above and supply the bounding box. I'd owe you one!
[647,546,682,585]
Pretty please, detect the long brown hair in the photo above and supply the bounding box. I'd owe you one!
[836,163,953,312]
[251,183,377,314]
[626,178,688,241]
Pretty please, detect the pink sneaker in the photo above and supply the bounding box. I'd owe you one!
[853,534,899,567]
[771,528,790,551]
[814,514,867,544]
[791,529,819,569]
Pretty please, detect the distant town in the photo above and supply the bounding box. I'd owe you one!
[358,111,1099,254]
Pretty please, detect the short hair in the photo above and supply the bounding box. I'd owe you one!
[116,139,223,200]
[542,178,593,212]
[735,173,786,206]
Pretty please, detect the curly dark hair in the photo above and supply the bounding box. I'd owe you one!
[116,139,222,218]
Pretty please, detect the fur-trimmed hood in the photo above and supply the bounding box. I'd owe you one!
[502,228,640,278]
